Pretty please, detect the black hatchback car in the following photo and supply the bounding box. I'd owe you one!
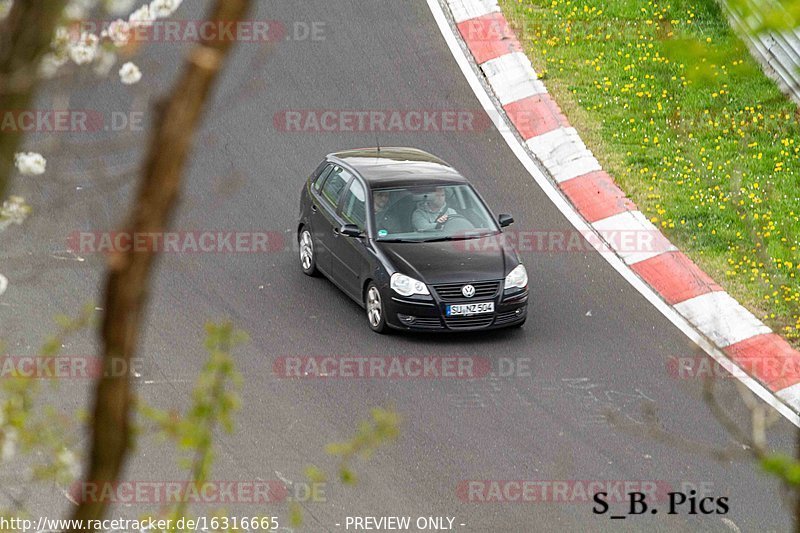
[297,147,528,333]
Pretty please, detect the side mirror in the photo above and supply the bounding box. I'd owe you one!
[340,224,364,238]
[498,214,514,228]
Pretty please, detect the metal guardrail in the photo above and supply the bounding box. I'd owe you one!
[721,0,800,105]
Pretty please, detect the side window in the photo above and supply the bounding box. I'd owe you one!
[320,166,351,208]
[313,164,333,192]
[340,179,367,230]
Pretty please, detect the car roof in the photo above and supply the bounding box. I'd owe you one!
[327,147,469,189]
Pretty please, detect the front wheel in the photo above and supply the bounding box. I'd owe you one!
[298,229,318,276]
[365,283,388,334]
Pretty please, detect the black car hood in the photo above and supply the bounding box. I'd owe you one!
[377,236,518,284]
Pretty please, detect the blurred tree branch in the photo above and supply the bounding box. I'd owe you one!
[0,0,66,199]
[67,0,253,529]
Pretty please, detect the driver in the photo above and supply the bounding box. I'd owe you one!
[412,187,457,231]
[373,190,402,234]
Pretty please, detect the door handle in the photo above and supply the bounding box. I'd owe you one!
[311,204,318,213]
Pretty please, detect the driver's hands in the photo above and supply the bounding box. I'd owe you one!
[436,214,449,224]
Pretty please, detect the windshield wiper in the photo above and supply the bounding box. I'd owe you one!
[418,236,472,243]
[380,231,500,243]
[419,232,500,243]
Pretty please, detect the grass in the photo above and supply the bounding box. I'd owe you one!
[499,0,800,345]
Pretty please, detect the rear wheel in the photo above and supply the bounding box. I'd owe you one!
[298,229,318,276]
[365,283,388,334]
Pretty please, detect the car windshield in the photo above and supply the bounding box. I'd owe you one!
[371,184,500,242]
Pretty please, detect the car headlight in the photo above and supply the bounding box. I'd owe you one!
[504,264,528,290]
[390,273,430,296]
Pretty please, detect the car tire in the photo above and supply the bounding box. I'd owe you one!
[298,228,319,276]
[365,282,388,334]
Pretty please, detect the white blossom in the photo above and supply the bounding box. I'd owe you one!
[52,26,71,54]
[106,18,131,47]
[119,61,141,84]
[57,449,81,480]
[93,47,117,76]
[1,196,32,225]
[1,428,17,462]
[149,0,181,19]
[68,31,99,65]
[128,4,153,27]
[39,53,68,78]
[106,0,136,15]
[64,0,99,20]
[14,152,47,175]
[0,0,12,22]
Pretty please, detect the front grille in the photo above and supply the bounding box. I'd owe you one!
[433,280,500,302]
[444,314,495,329]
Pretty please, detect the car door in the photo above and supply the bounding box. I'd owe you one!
[329,176,371,299]
[311,164,349,275]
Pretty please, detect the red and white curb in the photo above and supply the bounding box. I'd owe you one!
[431,0,800,423]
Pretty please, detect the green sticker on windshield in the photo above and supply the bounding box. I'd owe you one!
[378,229,388,237]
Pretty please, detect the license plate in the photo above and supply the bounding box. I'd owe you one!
[447,302,495,316]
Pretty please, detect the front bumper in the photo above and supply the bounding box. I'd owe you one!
[384,283,528,332]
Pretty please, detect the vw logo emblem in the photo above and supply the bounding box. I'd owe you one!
[462,284,476,298]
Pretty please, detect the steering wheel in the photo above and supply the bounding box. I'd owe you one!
[416,208,475,232]
[440,213,475,231]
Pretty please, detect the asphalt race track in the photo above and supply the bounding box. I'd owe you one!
[0,1,797,531]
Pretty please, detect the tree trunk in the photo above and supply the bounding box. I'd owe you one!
[67,1,252,529]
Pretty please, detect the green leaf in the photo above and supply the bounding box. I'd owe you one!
[339,466,357,485]
[289,501,303,527]
[304,464,327,483]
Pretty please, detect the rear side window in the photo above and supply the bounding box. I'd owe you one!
[321,166,352,207]
[313,164,333,191]
[340,179,367,230]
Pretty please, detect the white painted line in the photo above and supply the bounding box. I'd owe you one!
[550,156,602,184]
[675,292,772,348]
[592,210,677,265]
[0,274,7,297]
[526,127,602,183]
[446,0,500,23]
[526,127,585,157]
[426,0,800,427]
[481,52,547,105]
[777,384,800,412]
